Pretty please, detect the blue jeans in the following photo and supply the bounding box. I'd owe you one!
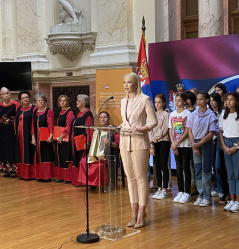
[215,148,229,196]
[212,139,219,192]
[223,137,239,196]
[193,139,213,200]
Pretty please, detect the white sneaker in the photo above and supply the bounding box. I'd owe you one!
[223,201,235,211]
[194,198,203,206]
[157,190,168,200]
[174,192,183,203]
[179,193,191,203]
[199,199,212,207]
[211,191,219,197]
[152,190,161,199]
[230,201,239,213]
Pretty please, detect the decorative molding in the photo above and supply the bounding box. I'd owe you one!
[16,53,49,70]
[45,31,97,61]
[90,43,138,67]
[1,57,14,62]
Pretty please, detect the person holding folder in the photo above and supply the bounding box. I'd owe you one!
[54,95,75,183]
[66,94,93,187]
[16,90,37,180]
[32,93,54,182]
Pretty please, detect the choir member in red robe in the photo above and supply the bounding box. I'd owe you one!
[0,87,20,177]
[32,93,54,182]
[16,90,37,180]
[54,95,75,183]
[66,94,93,187]
[78,111,120,189]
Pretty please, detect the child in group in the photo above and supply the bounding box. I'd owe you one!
[214,83,227,106]
[187,92,216,207]
[149,94,170,200]
[209,92,229,203]
[185,91,198,196]
[169,92,192,203]
[189,88,199,96]
[219,92,239,212]
[185,91,196,112]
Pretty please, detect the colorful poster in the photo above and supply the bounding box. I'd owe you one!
[96,68,132,126]
[148,34,239,108]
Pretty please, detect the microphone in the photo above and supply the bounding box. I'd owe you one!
[93,96,114,123]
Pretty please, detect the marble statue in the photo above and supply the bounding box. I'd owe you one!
[58,0,83,25]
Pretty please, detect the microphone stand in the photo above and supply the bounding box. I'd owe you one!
[76,96,114,244]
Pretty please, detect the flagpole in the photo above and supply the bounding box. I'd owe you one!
[137,16,154,101]
[142,16,146,35]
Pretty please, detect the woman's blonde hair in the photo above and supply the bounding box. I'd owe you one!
[58,95,70,107]
[0,87,10,95]
[124,72,142,96]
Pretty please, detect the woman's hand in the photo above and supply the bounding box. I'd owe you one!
[171,142,177,151]
[58,134,64,144]
[193,148,200,156]
[31,136,36,146]
[229,147,237,155]
[224,146,237,155]
[222,145,231,155]
[47,134,53,143]
[102,138,109,145]
[150,148,155,156]
[173,148,178,156]
[192,142,200,150]
[131,126,144,133]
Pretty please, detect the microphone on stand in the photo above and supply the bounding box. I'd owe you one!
[76,96,114,244]
[93,96,114,122]
[85,96,114,130]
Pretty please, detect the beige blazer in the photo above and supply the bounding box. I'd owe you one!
[120,93,158,151]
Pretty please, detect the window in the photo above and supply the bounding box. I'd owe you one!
[182,0,198,39]
[229,0,239,34]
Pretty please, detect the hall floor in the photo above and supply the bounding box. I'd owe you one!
[0,174,238,249]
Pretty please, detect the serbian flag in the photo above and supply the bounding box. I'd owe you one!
[136,33,154,100]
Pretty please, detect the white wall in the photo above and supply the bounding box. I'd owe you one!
[133,0,156,55]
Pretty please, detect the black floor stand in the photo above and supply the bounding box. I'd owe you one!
[76,233,100,244]
[76,133,100,244]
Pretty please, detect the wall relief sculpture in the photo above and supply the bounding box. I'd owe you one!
[58,0,83,25]
[45,0,97,61]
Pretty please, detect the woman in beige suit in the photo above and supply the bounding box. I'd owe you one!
[120,72,157,228]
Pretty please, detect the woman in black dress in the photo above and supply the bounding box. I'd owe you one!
[0,87,20,177]
[33,93,54,182]
[16,90,37,180]
[54,95,75,183]
[67,94,93,186]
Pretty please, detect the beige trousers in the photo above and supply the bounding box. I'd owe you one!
[121,149,150,206]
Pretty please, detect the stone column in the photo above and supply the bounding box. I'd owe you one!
[1,0,16,61]
[157,0,181,42]
[91,0,98,32]
[15,0,48,70]
[90,0,138,67]
[198,0,223,37]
